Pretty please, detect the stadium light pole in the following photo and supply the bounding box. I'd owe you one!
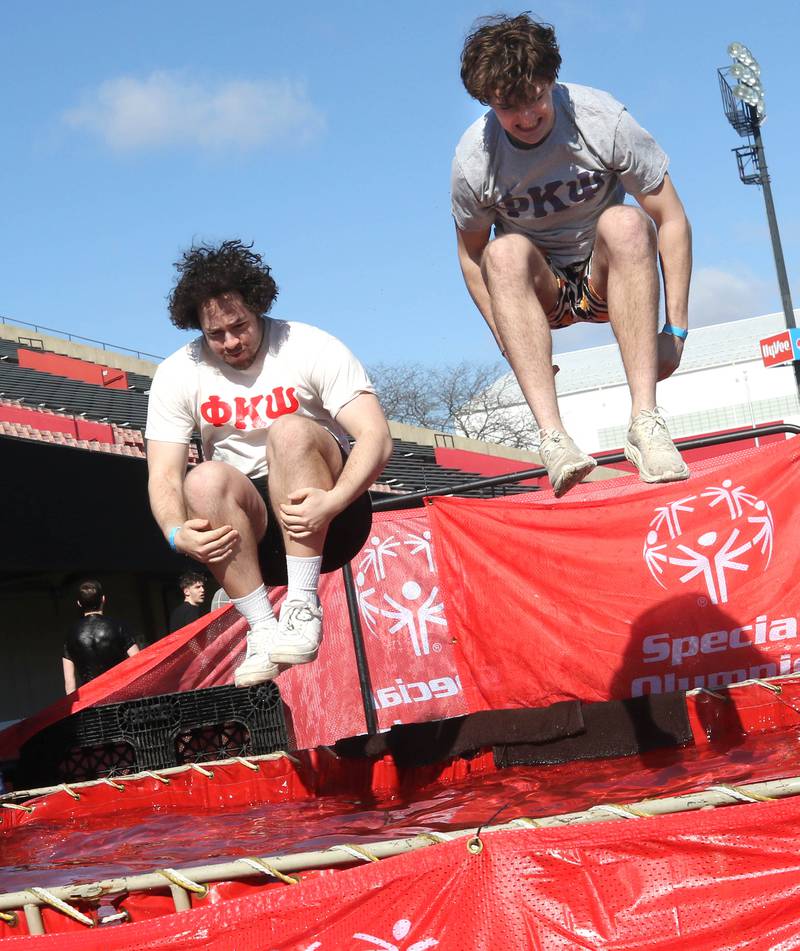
[717,42,800,396]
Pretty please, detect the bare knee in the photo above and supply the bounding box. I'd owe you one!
[482,234,540,279]
[184,461,237,515]
[596,205,656,260]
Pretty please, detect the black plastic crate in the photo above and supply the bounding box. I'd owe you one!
[17,683,288,787]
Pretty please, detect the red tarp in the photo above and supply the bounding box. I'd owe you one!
[428,437,800,711]
[6,793,800,949]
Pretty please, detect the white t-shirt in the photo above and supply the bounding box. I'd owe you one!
[145,319,376,479]
[451,82,669,267]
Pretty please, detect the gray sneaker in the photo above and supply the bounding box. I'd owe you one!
[538,429,597,498]
[270,600,323,665]
[234,620,281,687]
[625,409,689,483]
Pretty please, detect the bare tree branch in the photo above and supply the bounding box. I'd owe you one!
[369,361,538,450]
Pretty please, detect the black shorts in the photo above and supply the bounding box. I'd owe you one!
[250,475,373,587]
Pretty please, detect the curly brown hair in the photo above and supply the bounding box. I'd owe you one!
[168,240,279,330]
[460,13,561,107]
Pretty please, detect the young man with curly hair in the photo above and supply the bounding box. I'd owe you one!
[453,14,691,497]
[145,240,392,687]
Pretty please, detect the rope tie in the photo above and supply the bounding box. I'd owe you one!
[239,857,299,885]
[708,783,774,803]
[0,911,17,925]
[690,687,729,701]
[233,757,260,771]
[142,771,170,785]
[100,778,125,791]
[752,679,783,695]
[188,764,214,778]
[1,802,34,813]
[157,868,208,897]
[417,831,453,844]
[510,816,543,828]
[27,887,94,927]
[58,783,80,801]
[329,844,379,863]
[591,803,649,819]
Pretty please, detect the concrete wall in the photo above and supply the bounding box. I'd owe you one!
[0,321,159,378]
[559,357,800,453]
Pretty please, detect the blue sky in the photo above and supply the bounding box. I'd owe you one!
[1,1,798,366]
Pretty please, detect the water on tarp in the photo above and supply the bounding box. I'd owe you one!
[2,726,799,893]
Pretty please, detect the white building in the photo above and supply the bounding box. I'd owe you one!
[478,312,800,453]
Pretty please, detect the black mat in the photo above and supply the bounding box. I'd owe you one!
[333,701,584,768]
[494,692,693,767]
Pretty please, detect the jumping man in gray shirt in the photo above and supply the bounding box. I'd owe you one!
[452,14,691,497]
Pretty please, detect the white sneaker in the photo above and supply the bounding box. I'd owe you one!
[269,600,323,665]
[538,429,597,498]
[625,409,689,483]
[234,620,281,687]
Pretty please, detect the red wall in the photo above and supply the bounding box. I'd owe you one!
[18,349,128,389]
[0,403,114,444]
[434,447,544,487]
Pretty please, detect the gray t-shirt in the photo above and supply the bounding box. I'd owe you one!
[451,82,669,267]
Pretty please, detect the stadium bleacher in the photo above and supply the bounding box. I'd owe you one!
[0,333,537,498]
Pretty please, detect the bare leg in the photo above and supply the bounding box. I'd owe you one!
[591,206,688,483]
[481,233,563,430]
[266,416,343,664]
[183,461,267,599]
[591,205,659,419]
[265,414,344,558]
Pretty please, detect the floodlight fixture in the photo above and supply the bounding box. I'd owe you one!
[718,41,798,393]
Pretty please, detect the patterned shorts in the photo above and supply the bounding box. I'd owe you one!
[545,255,609,329]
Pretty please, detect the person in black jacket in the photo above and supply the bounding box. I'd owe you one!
[62,580,139,693]
[168,571,207,633]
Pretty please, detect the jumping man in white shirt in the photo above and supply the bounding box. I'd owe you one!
[145,240,392,686]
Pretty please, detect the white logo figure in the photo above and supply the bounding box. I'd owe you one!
[381,582,447,656]
[643,480,775,603]
[649,495,696,540]
[701,479,757,520]
[354,917,439,951]
[355,571,380,634]
[359,534,400,582]
[404,529,435,574]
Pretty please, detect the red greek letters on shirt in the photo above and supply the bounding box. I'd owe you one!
[200,386,300,430]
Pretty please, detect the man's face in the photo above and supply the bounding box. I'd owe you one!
[490,83,555,146]
[198,292,263,370]
[185,581,205,605]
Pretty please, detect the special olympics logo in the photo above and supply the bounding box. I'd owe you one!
[642,479,774,604]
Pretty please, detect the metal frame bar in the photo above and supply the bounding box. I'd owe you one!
[372,423,800,512]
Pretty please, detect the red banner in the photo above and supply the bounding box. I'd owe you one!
[428,437,800,711]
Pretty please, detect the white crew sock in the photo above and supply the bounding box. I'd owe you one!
[286,555,322,608]
[231,585,276,630]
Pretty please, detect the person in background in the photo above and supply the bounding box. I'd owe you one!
[169,571,207,633]
[62,580,139,693]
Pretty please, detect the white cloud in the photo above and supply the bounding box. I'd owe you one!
[63,71,325,152]
[688,267,774,327]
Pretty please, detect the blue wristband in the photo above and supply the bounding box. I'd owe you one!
[167,526,181,551]
[662,323,688,340]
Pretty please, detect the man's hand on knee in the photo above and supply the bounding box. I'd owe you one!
[279,487,339,539]
[657,331,685,382]
[175,518,239,564]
